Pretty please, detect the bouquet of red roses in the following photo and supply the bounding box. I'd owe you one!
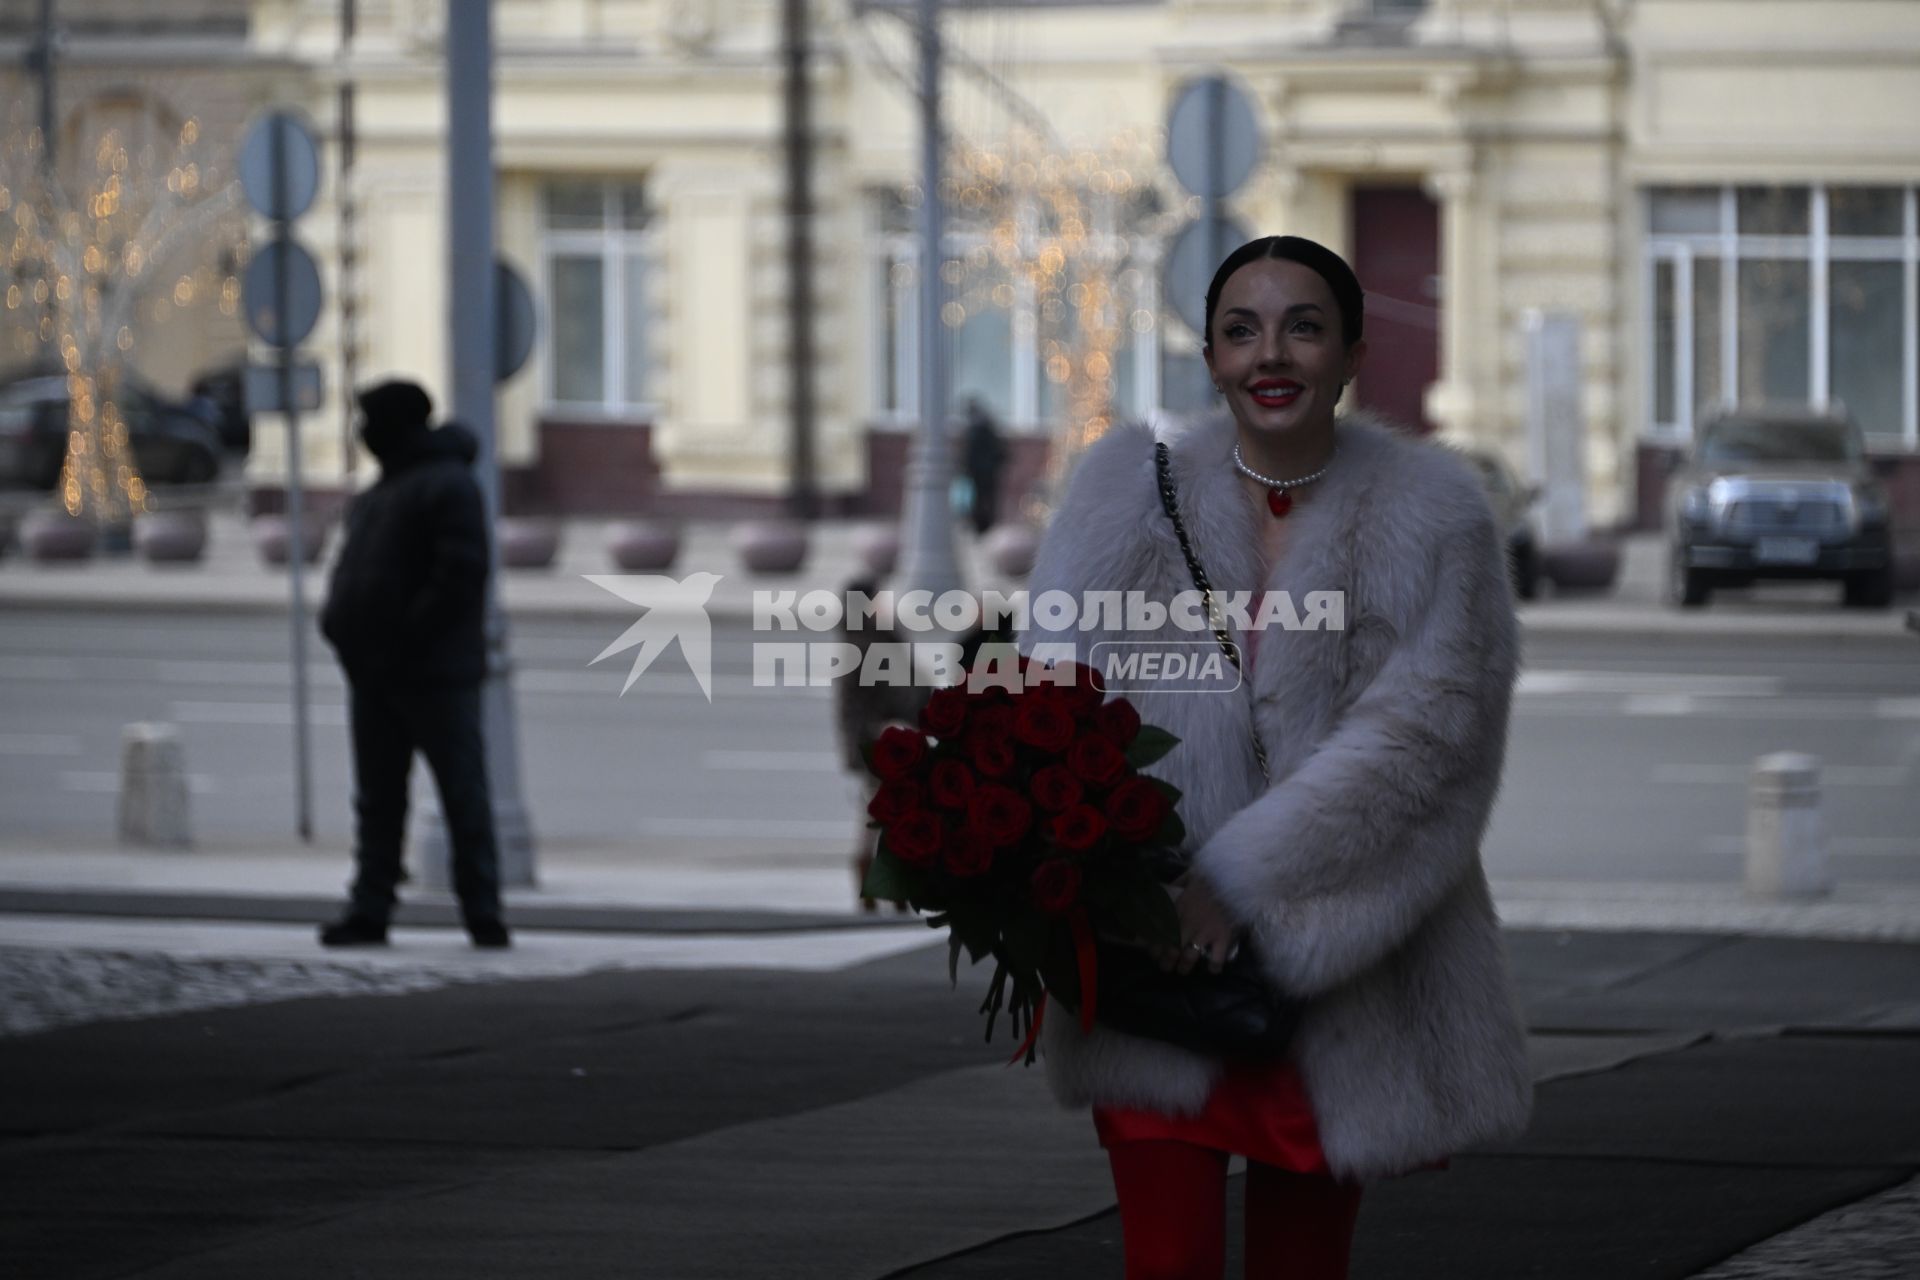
[859,652,1186,1063]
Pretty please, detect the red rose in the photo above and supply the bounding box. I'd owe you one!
[968,784,1033,847]
[1030,859,1083,915]
[1049,803,1108,853]
[969,703,1016,740]
[871,726,929,782]
[943,821,997,877]
[1012,692,1077,753]
[1051,660,1107,717]
[928,758,977,810]
[1093,698,1142,747]
[919,685,969,739]
[1029,765,1084,814]
[1067,733,1127,786]
[886,810,945,866]
[866,779,923,825]
[969,734,1016,778]
[1103,776,1170,842]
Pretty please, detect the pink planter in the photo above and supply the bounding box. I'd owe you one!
[250,514,330,566]
[733,520,809,575]
[21,510,96,562]
[135,510,209,564]
[1541,539,1622,594]
[498,518,562,570]
[981,523,1040,578]
[851,524,899,577]
[606,520,681,571]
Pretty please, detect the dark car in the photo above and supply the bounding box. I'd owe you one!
[1667,407,1894,609]
[0,369,227,489]
[1461,448,1542,600]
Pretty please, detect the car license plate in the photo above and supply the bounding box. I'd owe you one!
[1755,536,1819,566]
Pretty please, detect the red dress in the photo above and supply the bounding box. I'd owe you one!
[1092,589,1449,1179]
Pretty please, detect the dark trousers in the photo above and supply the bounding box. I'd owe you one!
[346,678,503,924]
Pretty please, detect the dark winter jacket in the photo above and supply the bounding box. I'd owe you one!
[321,421,490,686]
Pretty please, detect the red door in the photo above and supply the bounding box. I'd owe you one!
[1348,186,1440,436]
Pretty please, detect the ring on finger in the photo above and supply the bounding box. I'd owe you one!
[1185,941,1208,956]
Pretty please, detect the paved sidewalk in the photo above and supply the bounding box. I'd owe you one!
[2,507,1914,641]
[0,906,1916,1279]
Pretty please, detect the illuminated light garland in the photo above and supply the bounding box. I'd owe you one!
[1,102,246,523]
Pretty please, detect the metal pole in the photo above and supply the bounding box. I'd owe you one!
[442,0,535,885]
[273,119,315,844]
[782,0,819,520]
[34,0,55,173]
[888,0,966,615]
[338,0,359,481]
[1202,76,1222,299]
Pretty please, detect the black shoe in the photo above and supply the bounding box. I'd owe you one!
[466,917,511,950]
[319,914,389,947]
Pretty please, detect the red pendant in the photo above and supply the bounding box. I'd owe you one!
[1266,488,1293,518]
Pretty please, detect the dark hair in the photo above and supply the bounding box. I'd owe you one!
[355,379,434,430]
[1202,235,1365,350]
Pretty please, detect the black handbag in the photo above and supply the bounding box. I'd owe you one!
[1084,441,1303,1059]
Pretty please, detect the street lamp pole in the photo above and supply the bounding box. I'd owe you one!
[887,0,966,615]
[438,0,537,885]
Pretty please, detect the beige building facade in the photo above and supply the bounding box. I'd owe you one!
[237,0,1920,531]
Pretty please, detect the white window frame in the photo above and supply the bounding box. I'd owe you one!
[1645,182,1919,449]
[538,179,658,420]
[868,213,1165,432]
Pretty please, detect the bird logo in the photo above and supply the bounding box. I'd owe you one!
[583,572,725,701]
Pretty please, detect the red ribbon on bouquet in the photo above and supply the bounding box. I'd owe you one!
[1006,907,1099,1066]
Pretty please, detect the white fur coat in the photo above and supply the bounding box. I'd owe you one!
[1015,408,1534,1182]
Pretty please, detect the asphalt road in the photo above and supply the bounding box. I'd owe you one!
[0,608,1914,884]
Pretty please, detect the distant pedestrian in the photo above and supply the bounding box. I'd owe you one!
[317,380,509,949]
[961,397,1007,536]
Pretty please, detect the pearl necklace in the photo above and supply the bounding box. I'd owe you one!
[1232,443,1336,518]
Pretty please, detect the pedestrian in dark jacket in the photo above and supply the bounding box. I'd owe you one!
[961,397,1007,536]
[318,380,509,949]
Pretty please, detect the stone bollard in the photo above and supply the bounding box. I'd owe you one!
[1745,752,1831,900]
[119,723,191,849]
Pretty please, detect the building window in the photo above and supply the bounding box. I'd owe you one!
[539,179,654,417]
[1646,184,1919,447]
[868,190,1162,432]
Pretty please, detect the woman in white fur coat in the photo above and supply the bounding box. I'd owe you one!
[1015,236,1533,1279]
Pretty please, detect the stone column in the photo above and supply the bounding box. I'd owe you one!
[1422,166,1479,442]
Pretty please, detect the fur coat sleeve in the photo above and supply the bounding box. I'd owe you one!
[1191,486,1519,998]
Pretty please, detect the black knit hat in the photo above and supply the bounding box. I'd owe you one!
[1202,235,1365,350]
[355,380,433,430]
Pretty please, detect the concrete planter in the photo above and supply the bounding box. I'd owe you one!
[733,520,809,575]
[851,524,899,578]
[134,510,209,564]
[498,518,562,570]
[250,514,330,566]
[1542,538,1622,594]
[21,509,96,562]
[1893,548,1920,595]
[981,523,1040,578]
[606,520,682,571]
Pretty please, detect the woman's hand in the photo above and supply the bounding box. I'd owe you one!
[1151,872,1238,975]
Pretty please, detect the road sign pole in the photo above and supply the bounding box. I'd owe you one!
[887,0,966,628]
[439,0,537,887]
[1203,77,1223,312]
[272,118,315,844]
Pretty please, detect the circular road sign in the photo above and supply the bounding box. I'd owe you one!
[1162,212,1253,338]
[495,259,537,384]
[238,111,321,222]
[1166,76,1261,201]
[243,237,324,349]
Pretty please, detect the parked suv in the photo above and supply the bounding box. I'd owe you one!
[1667,407,1894,608]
